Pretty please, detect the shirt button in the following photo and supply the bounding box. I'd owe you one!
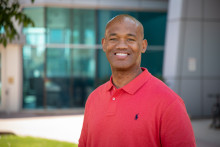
[112,97,116,101]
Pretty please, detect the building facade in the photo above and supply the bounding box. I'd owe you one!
[0,0,167,112]
[164,0,220,117]
[0,0,220,118]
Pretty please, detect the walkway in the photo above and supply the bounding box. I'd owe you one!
[0,113,220,146]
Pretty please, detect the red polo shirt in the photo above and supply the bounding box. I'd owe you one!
[79,68,196,147]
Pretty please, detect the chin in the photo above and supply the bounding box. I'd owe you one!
[111,64,135,71]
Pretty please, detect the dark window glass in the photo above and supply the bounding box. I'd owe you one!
[23,46,44,109]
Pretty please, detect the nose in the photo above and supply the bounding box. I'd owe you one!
[116,39,128,49]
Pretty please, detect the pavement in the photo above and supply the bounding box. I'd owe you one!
[191,119,220,147]
[0,112,220,146]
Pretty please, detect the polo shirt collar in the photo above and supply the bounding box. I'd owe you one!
[106,67,151,95]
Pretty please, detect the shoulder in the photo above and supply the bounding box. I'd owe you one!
[86,80,110,105]
[146,76,189,120]
[145,75,184,106]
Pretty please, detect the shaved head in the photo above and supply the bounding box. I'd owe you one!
[105,14,144,39]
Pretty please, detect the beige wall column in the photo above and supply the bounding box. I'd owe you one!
[0,44,23,113]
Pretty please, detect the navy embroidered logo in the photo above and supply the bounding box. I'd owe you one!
[135,113,139,120]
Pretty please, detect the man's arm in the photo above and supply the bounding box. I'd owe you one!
[160,98,196,147]
[78,99,90,147]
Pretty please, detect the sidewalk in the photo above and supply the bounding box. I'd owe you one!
[0,113,220,146]
[191,119,220,147]
[0,113,83,144]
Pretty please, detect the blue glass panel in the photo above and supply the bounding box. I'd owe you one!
[72,9,96,44]
[23,28,46,45]
[46,8,71,44]
[46,48,71,77]
[48,29,63,43]
[141,50,164,77]
[23,46,45,109]
[138,12,167,45]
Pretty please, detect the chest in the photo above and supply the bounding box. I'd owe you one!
[87,92,162,146]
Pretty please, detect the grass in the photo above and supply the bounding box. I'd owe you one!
[0,135,78,147]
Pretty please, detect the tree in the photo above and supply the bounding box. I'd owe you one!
[0,0,35,47]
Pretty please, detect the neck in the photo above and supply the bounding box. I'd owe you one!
[111,66,142,89]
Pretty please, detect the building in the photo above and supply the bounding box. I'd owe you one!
[0,0,219,118]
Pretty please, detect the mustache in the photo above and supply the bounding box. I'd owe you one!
[112,49,131,55]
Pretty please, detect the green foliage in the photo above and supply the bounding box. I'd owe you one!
[0,135,77,147]
[0,0,35,47]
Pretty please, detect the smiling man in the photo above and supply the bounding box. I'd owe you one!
[78,14,196,147]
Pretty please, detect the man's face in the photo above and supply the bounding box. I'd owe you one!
[102,18,147,71]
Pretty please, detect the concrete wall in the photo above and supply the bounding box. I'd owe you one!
[163,0,220,117]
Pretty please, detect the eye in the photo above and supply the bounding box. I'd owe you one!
[127,38,135,41]
[109,38,117,41]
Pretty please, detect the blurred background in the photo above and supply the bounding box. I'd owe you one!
[0,0,220,146]
[1,0,219,118]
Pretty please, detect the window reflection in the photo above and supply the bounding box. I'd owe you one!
[22,7,167,109]
[23,46,44,109]
[72,48,95,78]
[72,9,96,44]
[46,48,70,77]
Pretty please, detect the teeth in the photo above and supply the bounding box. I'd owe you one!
[116,53,127,56]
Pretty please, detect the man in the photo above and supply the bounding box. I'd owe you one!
[79,14,196,147]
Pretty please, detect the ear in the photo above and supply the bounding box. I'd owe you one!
[141,39,147,53]
[102,38,106,52]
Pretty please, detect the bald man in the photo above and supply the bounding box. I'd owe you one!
[78,14,196,147]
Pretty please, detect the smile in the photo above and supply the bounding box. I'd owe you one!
[115,53,128,57]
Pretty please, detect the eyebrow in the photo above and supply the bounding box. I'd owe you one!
[127,33,136,37]
[108,33,117,37]
[108,33,136,37]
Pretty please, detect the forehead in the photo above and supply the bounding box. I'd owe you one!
[105,18,140,36]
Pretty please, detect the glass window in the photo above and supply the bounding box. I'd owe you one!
[23,46,45,109]
[22,7,167,109]
[141,50,164,77]
[45,76,72,108]
[23,7,45,28]
[72,48,95,78]
[46,8,71,44]
[23,28,46,45]
[72,9,96,44]
[138,12,167,45]
[47,8,70,28]
[71,9,96,106]
[46,48,71,77]
[97,10,111,43]
[23,8,45,45]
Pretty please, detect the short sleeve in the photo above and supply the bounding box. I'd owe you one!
[160,99,196,147]
[78,97,91,147]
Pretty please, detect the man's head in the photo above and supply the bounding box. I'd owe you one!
[105,14,145,39]
[102,14,147,71]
